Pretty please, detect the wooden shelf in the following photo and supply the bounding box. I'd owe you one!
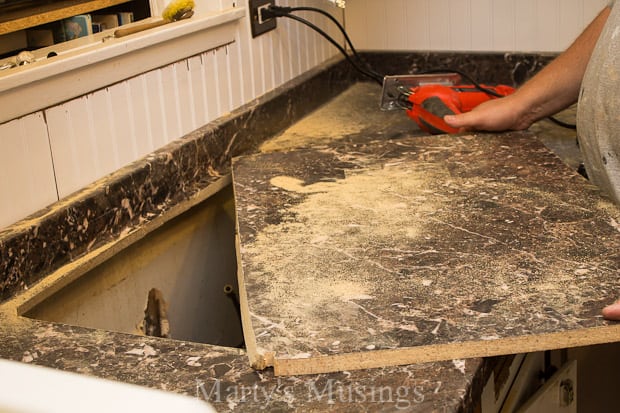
[0,0,132,35]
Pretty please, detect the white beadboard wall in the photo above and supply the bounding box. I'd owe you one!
[0,0,342,230]
[0,113,58,227]
[345,0,610,52]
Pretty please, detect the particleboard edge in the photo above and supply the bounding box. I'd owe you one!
[273,323,620,376]
[234,219,274,371]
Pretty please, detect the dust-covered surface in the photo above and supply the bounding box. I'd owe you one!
[259,82,423,153]
[234,132,620,373]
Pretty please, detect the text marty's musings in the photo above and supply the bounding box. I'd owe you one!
[197,378,438,409]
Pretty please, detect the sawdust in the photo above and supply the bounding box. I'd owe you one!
[259,82,412,153]
[269,176,339,194]
[269,165,444,241]
[243,163,448,331]
[258,85,370,153]
[596,199,620,223]
[259,113,365,153]
[259,108,364,153]
[241,158,620,352]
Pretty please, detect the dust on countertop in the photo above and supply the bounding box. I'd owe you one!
[235,132,620,364]
[259,82,421,153]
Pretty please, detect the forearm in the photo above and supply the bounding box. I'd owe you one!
[443,5,612,132]
[513,6,611,124]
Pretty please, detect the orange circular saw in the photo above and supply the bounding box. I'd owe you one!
[380,73,515,134]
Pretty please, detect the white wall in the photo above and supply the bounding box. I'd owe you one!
[0,0,343,229]
[345,0,610,52]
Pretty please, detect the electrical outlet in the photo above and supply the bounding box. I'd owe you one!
[249,0,277,38]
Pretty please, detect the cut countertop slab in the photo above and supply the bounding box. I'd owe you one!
[233,131,620,376]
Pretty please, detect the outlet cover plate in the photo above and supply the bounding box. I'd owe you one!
[250,0,277,38]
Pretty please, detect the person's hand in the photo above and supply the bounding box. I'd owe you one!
[443,94,535,133]
[602,300,620,320]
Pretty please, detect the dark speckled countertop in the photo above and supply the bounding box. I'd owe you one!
[0,52,605,412]
[234,110,620,376]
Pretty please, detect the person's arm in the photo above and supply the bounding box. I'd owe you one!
[444,5,612,132]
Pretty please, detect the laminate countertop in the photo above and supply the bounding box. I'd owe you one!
[1,78,615,412]
[233,83,620,378]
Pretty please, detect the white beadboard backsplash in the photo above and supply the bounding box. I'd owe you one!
[345,0,609,52]
[0,113,58,227]
[0,0,342,229]
[0,0,613,229]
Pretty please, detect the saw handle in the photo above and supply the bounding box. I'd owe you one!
[406,84,515,134]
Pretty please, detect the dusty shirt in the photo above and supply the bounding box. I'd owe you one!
[577,2,620,203]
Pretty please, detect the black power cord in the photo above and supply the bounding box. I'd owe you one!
[263,5,576,130]
[262,5,383,85]
[546,116,577,130]
[421,68,508,97]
